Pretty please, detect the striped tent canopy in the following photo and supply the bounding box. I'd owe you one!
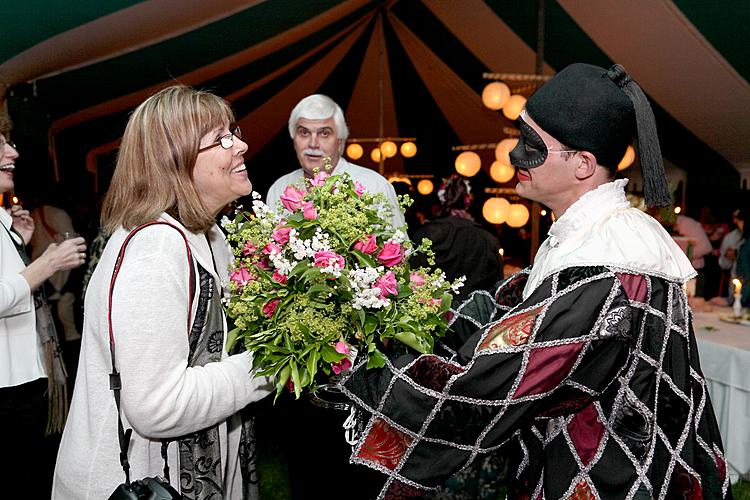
[1,0,748,210]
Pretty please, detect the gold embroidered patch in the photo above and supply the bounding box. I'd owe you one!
[478,306,542,351]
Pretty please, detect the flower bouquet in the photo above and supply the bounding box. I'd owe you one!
[223,166,462,401]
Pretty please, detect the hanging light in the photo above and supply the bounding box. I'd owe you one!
[380,141,397,158]
[481,81,511,111]
[346,143,363,160]
[490,161,515,183]
[617,145,636,171]
[506,203,530,228]
[482,197,511,224]
[455,151,481,177]
[400,141,417,158]
[417,179,434,195]
[502,95,526,120]
[370,147,382,162]
[494,138,519,164]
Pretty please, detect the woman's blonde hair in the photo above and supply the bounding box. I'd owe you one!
[101,85,234,234]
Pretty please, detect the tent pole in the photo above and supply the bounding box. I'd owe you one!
[530,0,546,263]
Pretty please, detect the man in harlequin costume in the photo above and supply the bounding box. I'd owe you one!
[341,63,732,499]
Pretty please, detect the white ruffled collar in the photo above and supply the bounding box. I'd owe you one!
[547,179,630,248]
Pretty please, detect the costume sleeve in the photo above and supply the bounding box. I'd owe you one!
[111,226,272,439]
[343,266,635,494]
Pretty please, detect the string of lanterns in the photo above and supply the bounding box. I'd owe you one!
[345,138,418,163]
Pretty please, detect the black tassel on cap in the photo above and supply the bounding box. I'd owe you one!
[606,65,672,208]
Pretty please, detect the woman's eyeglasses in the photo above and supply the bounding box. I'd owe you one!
[198,126,242,153]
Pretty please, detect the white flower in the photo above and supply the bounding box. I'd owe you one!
[251,191,262,200]
[220,216,233,231]
[391,230,407,244]
[451,276,466,293]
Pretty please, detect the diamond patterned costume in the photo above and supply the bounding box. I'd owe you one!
[342,181,731,499]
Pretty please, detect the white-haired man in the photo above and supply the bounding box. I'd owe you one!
[266,94,405,229]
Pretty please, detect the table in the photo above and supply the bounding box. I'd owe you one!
[693,307,750,482]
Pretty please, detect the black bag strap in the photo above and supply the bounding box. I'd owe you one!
[107,221,195,484]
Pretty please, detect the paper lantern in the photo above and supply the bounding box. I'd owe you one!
[506,203,530,228]
[481,81,511,111]
[417,179,434,195]
[346,143,363,160]
[400,141,417,158]
[380,141,397,158]
[388,176,412,185]
[502,95,526,120]
[494,138,519,163]
[370,147,382,162]
[482,197,511,224]
[490,161,515,183]
[455,151,481,177]
[617,145,636,171]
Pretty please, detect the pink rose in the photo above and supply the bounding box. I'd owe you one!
[354,181,366,198]
[429,298,442,307]
[242,241,257,256]
[272,271,288,284]
[353,235,378,255]
[230,266,253,290]
[335,341,351,355]
[271,224,292,245]
[262,242,282,256]
[374,271,398,299]
[331,357,352,375]
[262,298,281,318]
[302,201,318,220]
[377,241,404,267]
[409,272,426,288]
[309,171,330,187]
[314,251,345,270]
[255,258,271,271]
[280,185,305,211]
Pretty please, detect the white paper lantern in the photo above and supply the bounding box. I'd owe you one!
[481,82,511,111]
[490,161,515,183]
[380,141,397,158]
[455,151,481,177]
[417,179,434,195]
[400,141,417,158]
[494,138,519,164]
[346,143,363,160]
[506,203,530,228]
[482,197,511,224]
[502,95,526,120]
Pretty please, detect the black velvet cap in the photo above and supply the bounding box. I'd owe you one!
[525,63,671,207]
[526,63,632,170]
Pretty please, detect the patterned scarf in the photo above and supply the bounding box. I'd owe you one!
[176,263,259,500]
[4,225,68,434]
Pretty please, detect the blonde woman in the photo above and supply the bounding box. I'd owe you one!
[53,86,272,499]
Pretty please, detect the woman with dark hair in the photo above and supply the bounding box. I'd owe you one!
[53,86,273,499]
[411,174,503,305]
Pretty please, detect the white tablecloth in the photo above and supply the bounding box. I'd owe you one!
[693,308,750,482]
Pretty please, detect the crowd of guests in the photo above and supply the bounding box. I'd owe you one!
[0,62,737,499]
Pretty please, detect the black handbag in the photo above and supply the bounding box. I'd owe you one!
[106,221,195,500]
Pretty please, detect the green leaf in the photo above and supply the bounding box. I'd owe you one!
[274,365,291,402]
[367,349,387,369]
[308,284,334,297]
[290,361,302,399]
[321,344,345,363]
[364,314,378,335]
[225,326,240,352]
[394,330,428,353]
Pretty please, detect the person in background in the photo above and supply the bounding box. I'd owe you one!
[53,85,273,499]
[30,194,82,342]
[714,208,747,305]
[342,63,729,499]
[0,112,87,498]
[266,94,405,230]
[411,174,502,306]
[700,206,729,300]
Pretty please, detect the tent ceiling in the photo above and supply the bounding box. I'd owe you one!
[0,0,748,198]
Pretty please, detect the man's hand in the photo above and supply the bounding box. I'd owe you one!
[9,205,34,244]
